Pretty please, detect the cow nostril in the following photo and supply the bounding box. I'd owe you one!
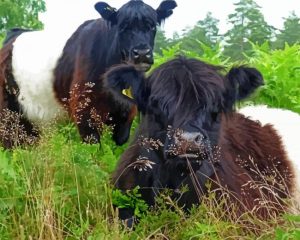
[144,49,151,59]
[194,134,203,144]
[132,49,140,58]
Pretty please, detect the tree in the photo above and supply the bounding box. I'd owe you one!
[273,11,300,49]
[154,28,171,55]
[0,0,46,37]
[176,12,221,54]
[224,0,274,60]
[197,12,220,44]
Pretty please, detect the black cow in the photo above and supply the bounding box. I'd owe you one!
[106,56,300,223]
[0,0,177,148]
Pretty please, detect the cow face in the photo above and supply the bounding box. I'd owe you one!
[105,57,263,162]
[158,64,264,163]
[95,0,177,72]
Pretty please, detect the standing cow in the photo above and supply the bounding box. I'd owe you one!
[0,0,177,148]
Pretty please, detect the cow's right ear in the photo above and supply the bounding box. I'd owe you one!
[156,0,177,24]
[104,64,147,112]
[223,66,264,111]
[95,2,117,24]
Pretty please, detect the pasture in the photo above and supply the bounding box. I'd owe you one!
[0,42,299,239]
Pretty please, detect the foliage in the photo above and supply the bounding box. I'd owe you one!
[0,35,3,47]
[155,12,221,56]
[275,215,300,240]
[176,12,221,55]
[112,187,148,218]
[246,42,300,113]
[273,11,300,49]
[152,41,229,71]
[0,0,46,37]
[154,27,172,55]
[224,0,275,60]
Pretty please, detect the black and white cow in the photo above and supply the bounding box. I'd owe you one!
[0,0,177,148]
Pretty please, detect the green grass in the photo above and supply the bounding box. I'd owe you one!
[0,43,300,239]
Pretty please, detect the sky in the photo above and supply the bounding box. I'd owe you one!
[40,0,300,38]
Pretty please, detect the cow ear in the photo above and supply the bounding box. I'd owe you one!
[224,66,264,110]
[156,0,177,24]
[104,64,147,111]
[95,2,117,24]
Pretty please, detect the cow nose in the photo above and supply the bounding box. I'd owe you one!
[180,132,206,146]
[132,48,152,62]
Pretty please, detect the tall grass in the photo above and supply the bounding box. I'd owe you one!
[0,43,299,239]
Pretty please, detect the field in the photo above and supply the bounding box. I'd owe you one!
[0,43,300,239]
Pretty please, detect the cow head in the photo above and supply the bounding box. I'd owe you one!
[95,0,177,71]
[105,56,263,170]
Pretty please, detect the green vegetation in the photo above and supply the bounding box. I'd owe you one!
[0,0,45,38]
[0,36,3,47]
[155,0,300,61]
[0,43,299,239]
[247,43,300,112]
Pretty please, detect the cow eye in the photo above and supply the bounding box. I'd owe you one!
[150,25,156,31]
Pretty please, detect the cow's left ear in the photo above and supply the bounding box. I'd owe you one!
[156,0,177,24]
[224,66,264,110]
[95,2,117,24]
[104,64,146,110]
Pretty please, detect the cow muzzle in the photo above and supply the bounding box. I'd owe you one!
[165,131,210,160]
[131,48,153,71]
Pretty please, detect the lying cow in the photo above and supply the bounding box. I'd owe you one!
[105,56,300,223]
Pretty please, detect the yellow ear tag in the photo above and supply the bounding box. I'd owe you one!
[122,87,133,99]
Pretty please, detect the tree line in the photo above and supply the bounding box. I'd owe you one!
[155,0,300,60]
[0,0,299,61]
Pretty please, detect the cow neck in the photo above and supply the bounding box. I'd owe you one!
[102,25,122,70]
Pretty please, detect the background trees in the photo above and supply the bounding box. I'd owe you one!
[0,0,46,39]
[273,11,300,49]
[154,0,299,61]
[223,0,274,60]
[181,12,220,54]
[0,0,299,61]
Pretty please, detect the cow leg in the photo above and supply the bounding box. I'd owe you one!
[112,145,159,225]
